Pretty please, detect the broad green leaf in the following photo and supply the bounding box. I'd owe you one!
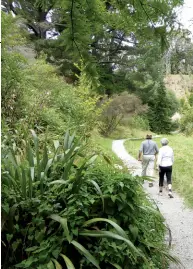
[89,180,104,211]
[86,154,98,166]
[29,167,34,198]
[109,262,122,269]
[21,168,27,199]
[64,142,79,163]
[47,260,55,269]
[6,234,13,242]
[26,144,34,167]
[64,130,70,151]
[30,167,35,181]
[30,129,38,149]
[50,215,71,242]
[45,158,53,175]
[82,218,127,238]
[62,157,75,180]
[79,230,142,257]
[9,204,18,221]
[60,254,75,269]
[68,132,75,148]
[51,259,62,269]
[54,140,60,151]
[30,130,40,180]
[15,257,38,267]
[40,144,48,171]
[25,246,39,252]
[102,154,112,165]
[71,240,100,269]
[14,167,20,182]
[48,179,70,185]
[40,172,45,195]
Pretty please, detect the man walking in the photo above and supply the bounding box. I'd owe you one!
[138,134,159,186]
[157,138,174,198]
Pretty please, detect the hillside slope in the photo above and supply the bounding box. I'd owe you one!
[164,74,193,98]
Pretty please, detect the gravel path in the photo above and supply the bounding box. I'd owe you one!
[112,139,193,269]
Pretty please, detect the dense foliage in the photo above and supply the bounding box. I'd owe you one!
[100,92,148,136]
[165,30,193,75]
[148,82,173,134]
[2,0,187,134]
[2,131,178,269]
[180,93,193,135]
[1,13,102,141]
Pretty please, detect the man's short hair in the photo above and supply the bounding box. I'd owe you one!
[146,134,152,139]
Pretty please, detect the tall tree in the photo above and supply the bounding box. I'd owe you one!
[148,81,172,134]
[167,30,193,74]
[2,0,183,86]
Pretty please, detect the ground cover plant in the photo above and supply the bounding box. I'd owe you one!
[124,134,193,207]
[1,131,179,269]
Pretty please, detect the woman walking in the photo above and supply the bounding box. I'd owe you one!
[157,138,174,198]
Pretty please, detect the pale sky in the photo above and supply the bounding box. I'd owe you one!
[177,0,193,34]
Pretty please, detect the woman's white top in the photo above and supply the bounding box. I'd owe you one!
[157,145,174,167]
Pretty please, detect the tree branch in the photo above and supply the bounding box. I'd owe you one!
[70,0,83,59]
[26,23,40,37]
[138,0,156,29]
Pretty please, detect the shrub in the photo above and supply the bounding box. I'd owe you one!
[179,93,193,136]
[1,132,179,269]
[188,93,193,107]
[1,13,27,125]
[2,49,101,139]
[180,108,193,135]
[2,13,101,139]
[170,119,180,131]
[52,81,102,137]
[130,115,150,131]
[166,90,180,117]
[99,92,148,136]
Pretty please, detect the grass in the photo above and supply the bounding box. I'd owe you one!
[91,127,193,207]
[109,125,154,140]
[124,134,193,207]
[89,130,123,166]
[90,127,157,170]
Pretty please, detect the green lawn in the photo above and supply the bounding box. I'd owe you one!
[124,134,193,207]
[90,131,124,166]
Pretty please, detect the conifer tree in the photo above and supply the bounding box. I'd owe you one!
[148,81,172,134]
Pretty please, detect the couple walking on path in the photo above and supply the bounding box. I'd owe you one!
[138,134,174,198]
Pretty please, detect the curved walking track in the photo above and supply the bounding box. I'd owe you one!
[112,139,193,269]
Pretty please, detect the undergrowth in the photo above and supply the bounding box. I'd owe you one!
[1,131,179,268]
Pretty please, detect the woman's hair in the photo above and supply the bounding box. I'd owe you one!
[161,138,169,145]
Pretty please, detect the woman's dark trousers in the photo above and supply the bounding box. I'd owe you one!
[159,166,172,187]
